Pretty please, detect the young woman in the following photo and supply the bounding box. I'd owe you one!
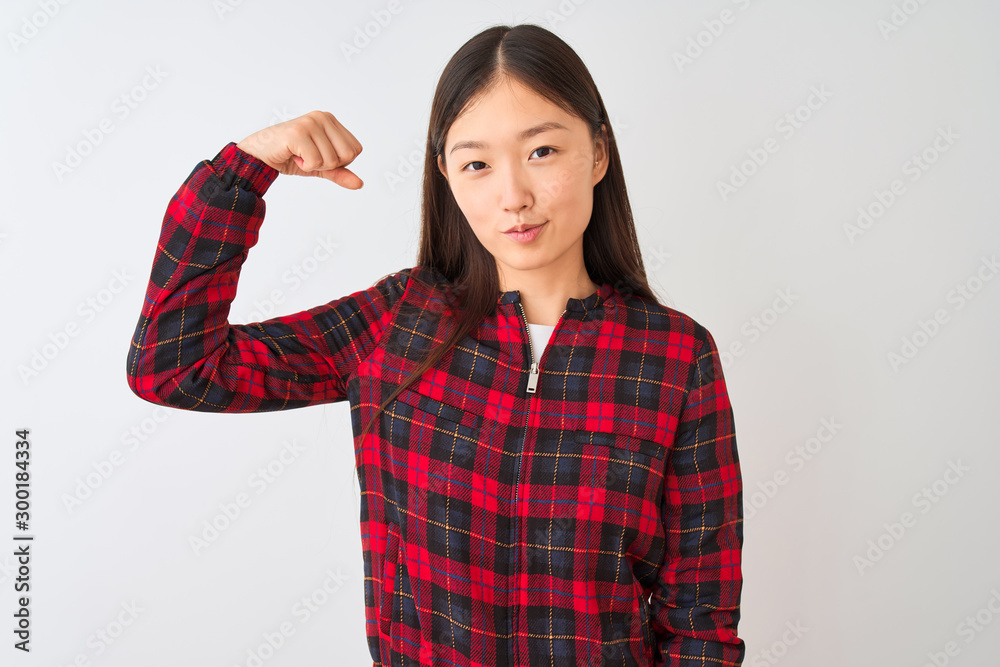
[126,23,745,667]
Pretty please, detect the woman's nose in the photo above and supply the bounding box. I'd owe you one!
[499,163,533,213]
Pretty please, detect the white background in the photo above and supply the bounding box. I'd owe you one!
[2,1,999,665]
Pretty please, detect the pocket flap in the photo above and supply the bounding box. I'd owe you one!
[573,429,663,461]
[391,387,483,438]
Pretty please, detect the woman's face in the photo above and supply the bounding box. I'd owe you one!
[437,77,607,288]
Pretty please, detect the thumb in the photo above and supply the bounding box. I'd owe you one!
[316,166,364,190]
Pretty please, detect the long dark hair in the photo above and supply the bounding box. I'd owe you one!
[360,23,658,439]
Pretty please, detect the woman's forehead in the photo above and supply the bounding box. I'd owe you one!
[446,82,586,149]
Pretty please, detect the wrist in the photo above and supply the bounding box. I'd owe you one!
[212,142,279,196]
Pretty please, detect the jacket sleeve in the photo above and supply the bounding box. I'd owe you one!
[125,142,409,412]
[649,327,745,666]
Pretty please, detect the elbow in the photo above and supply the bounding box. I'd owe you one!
[124,345,237,413]
[124,344,176,407]
[124,365,170,407]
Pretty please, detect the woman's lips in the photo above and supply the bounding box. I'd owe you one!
[503,221,547,243]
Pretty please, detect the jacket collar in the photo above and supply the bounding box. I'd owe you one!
[497,282,613,315]
[411,265,613,317]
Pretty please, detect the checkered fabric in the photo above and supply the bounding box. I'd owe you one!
[126,143,745,666]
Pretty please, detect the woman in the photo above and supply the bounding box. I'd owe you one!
[126,23,745,667]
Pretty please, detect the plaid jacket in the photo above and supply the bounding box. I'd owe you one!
[126,143,745,667]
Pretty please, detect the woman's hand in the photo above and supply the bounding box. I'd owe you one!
[236,110,364,189]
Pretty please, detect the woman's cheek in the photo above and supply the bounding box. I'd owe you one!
[535,170,573,209]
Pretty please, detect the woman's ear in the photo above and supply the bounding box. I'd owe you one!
[593,124,609,185]
[436,154,449,183]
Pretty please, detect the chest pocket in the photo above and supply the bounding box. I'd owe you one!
[528,428,664,508]
[382,387,483,481]
[568,429,665,538]
[379,385,483,532]
[389,387,482,441]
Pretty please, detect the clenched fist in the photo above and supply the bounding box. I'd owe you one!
[236,110,364,189]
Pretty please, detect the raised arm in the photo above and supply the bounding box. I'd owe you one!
[125,112,409,412]
[650,328,746,666]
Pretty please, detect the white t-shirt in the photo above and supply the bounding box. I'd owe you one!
[526,322,555,362]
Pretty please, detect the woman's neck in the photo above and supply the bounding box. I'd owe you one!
[502,272,599,326]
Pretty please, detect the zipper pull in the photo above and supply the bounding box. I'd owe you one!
[526,362,539,393]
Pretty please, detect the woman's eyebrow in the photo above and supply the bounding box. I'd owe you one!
[448,121,568,156]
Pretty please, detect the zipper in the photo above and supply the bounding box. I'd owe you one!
[519,300,537,393]
[510,296,565,665]
[517,301,566,394]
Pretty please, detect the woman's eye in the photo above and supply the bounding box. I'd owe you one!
[461,147,555,173]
